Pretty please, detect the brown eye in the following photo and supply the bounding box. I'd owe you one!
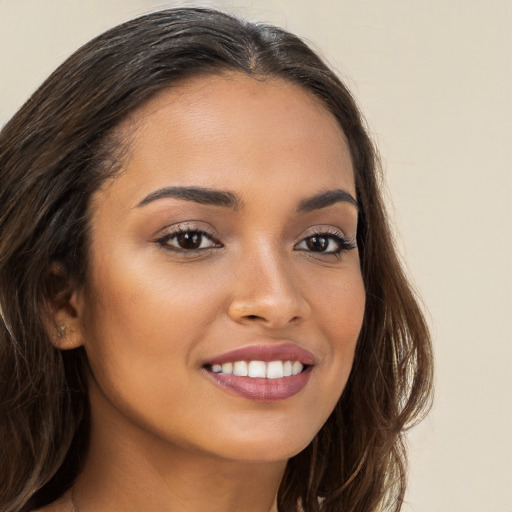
[295,231,356,256]
[305,235,329,252]
[176,231,203,250]
[157,229,221,252]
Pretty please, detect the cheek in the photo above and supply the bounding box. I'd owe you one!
[317,263,365,338]
[79,250,235,403]
[79,258,221,437]
[83,250,224,345]
[312,268,365,391]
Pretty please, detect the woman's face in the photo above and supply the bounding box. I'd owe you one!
[77,73,365,462]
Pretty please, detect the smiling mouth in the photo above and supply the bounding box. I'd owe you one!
[204,360,309,379]
[202,359,313,402]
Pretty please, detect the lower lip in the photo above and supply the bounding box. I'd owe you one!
[204,367,313,402]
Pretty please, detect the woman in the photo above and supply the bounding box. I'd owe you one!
[0,8,433,512]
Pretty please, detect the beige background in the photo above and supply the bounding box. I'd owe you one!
[1,1,511,511]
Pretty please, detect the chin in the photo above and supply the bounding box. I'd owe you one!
[200,424,319,463]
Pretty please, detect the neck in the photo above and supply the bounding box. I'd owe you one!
[71,380,286,512]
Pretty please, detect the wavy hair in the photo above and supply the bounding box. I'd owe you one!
[0,8,433,512]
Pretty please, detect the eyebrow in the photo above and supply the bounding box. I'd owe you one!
[136,186,243,210]
[135,186,358,212]
[296,189,358,212]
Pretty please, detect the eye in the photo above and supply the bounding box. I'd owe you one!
[294,230,356,256]
[156,228,222,252]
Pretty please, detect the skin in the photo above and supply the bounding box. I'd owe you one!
[46,73,365,512]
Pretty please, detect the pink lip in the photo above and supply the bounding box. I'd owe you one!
[204,343,316,366]
[204,368,313,402]
[202,343,315,402]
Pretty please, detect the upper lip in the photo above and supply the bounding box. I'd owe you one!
[204,343,316,366]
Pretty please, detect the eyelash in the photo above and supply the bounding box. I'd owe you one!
[155,226,356,257]
[295,228,357,258]
[156,227,222,253]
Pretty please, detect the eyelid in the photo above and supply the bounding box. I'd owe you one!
[298,224,356,245]
[154,221,219,239]
[294,226,357,255]
[154,222,222,252]
[300,224,349,238]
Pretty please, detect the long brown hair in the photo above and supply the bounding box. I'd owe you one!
[0,8,433,512]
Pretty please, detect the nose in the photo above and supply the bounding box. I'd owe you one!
[227,245,311,329]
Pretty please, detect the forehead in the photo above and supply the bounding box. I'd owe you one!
[97,73,355,208]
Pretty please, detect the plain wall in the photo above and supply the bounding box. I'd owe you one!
[1,1,511,511]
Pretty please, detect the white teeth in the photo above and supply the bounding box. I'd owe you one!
[248,361,266,378]
[292,362,303,376]
[266,361,284,379]
[221,362,233,374]
[211,360,306,378]
[233,361,248,377]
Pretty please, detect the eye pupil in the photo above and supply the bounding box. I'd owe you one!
[177,231,202,249]
[307,235,328,252]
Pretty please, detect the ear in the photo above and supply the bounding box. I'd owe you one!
[44,261,86,350]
